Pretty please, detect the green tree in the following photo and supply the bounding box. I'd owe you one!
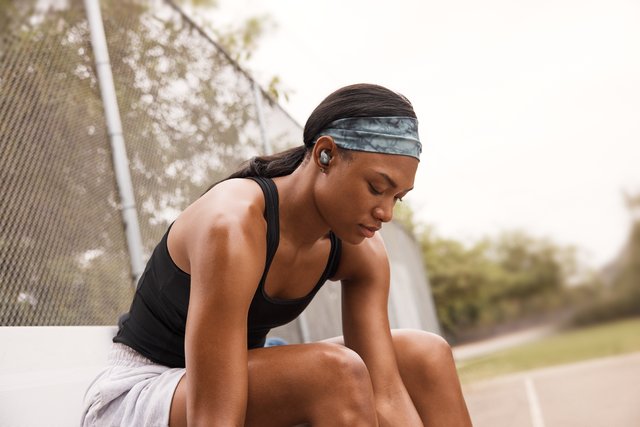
[392,202,418,235]
[572,191,640,325]
[420,227,577,340]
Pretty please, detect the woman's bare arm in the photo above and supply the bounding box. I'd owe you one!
[178,185,266,426]
[338,234,423,427]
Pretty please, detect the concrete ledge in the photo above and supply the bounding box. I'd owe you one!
[0,326,116,427]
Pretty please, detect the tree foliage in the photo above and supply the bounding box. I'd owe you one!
[0,0,283,325]
[421,228,578,340]
[174,0,288,101]
[407,189,640,340]
[571,191,640,325]
[394,205,584,341]
[0,0,133,325]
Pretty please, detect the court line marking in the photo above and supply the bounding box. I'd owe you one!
[524,376,546,427]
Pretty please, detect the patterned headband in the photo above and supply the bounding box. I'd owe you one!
[315,116,421,160]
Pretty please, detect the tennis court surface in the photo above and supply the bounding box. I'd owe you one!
[463,352,640,427]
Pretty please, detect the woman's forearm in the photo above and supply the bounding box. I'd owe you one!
[375,386,424,427]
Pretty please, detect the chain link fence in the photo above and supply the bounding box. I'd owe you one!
[1,0,133,325]
[1,0,439,335]
[100,0,283,253]
[0,0,299,326]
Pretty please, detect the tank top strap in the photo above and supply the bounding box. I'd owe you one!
[327,231,342,279]
[246,176,280,276]
[247,176,342,286]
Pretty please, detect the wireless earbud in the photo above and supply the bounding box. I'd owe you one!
[319,150,331,166]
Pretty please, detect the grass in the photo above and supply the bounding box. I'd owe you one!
[456,316,640,384]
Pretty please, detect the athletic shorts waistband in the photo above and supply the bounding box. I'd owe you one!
[108,342,158,367]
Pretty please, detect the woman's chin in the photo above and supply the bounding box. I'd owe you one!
[332,229,367,246]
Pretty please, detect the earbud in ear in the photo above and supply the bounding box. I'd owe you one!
[319,150,331,166]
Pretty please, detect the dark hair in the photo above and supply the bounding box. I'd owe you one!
[224,83,416,181]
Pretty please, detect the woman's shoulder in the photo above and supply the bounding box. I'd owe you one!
[188,178,265,223]
[205,178,265,215]
[332,233,389,282]
[170,178,268,250]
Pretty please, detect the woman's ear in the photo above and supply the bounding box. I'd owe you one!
[319,150,331,166]
[312,136,337,171]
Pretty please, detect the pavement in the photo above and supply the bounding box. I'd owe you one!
[462,351,640,427]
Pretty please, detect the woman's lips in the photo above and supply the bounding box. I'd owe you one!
[359,224,380,238]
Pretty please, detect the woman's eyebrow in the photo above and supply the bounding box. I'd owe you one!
[377,172,413,192]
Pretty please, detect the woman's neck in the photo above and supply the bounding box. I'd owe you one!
[273,165,330,248]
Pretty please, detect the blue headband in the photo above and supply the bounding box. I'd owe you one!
[316,116,421,160]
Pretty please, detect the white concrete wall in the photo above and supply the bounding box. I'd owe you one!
[0,326,117,427]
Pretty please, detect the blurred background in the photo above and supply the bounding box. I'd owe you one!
[1,0,639,426]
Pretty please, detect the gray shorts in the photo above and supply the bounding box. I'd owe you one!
[80,343,185,427]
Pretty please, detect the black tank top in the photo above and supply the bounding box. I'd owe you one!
[113,177,342,368]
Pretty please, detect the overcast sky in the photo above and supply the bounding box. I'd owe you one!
[211,0,640,268]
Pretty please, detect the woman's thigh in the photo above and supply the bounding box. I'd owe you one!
[169,342,377,427]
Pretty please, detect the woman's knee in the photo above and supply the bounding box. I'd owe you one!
[313,343,372,387]
[309,343,376,424]
[394,329,455,370]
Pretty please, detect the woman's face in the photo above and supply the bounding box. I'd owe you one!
[316,150,418,245]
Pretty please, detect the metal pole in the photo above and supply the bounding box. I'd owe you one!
[84,0,146,285]
[252,81,271,155]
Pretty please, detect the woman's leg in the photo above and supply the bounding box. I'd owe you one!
[326,329,472,427]
[391,329,472,427]
[169,342,378,427]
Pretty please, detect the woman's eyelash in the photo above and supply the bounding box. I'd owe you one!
[368,183,383,195]
[369,183,404,202]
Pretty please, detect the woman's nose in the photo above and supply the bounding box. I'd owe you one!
[373,205,393,223]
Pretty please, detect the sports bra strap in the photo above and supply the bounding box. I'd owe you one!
[247,177,280,280]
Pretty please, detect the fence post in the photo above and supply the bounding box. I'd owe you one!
[84,0,145,285]
[252,81,271,155]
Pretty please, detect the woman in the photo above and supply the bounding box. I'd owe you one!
[82,83,472,426]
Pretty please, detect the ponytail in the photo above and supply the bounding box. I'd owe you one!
[226,146,308,179]
[204,146,308,193]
